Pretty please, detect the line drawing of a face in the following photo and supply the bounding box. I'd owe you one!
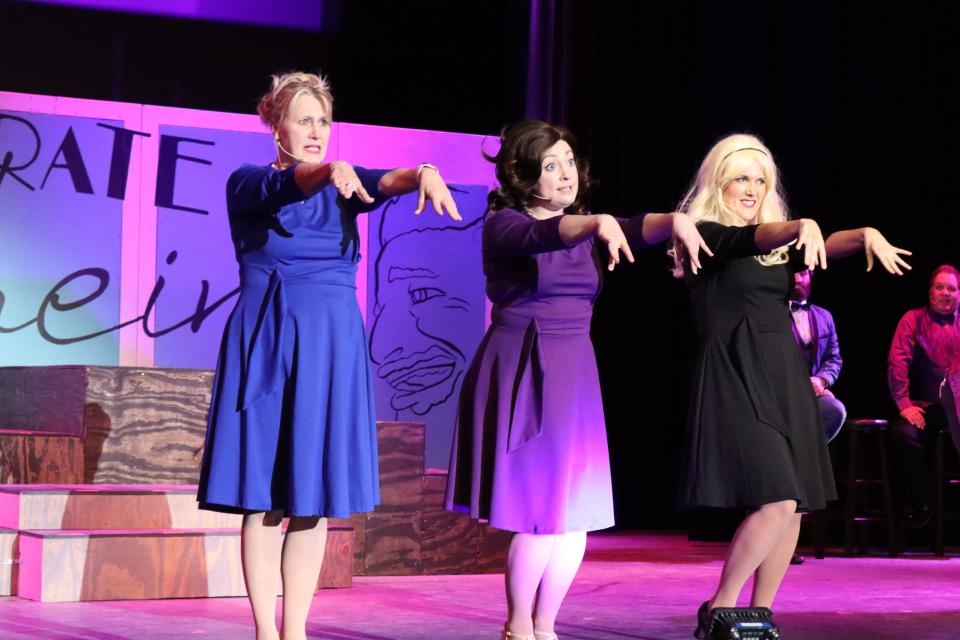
[367,192,484,417]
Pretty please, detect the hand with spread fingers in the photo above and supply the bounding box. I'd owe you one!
[795,218,827,271]
[415,166,462,220]
[863,227,912,275]
[672,214,713,274]
[329,160,375,203]
[595,214,635,271]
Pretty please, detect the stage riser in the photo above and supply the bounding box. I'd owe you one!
[0,486,241,530]
[0,475,510,581]
[0,366,212,485]
[0,529,15,596]
[15,527,352,602]
[0,362,511,580]
[420,473,511,575]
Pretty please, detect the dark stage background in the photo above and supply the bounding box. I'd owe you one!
[3,0,958,529]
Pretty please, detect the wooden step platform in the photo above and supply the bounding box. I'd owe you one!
[0,366,213,485]
[0,484,240,530]
[421,469,510,575]
[16,525,353,602]
[0,364,511,594]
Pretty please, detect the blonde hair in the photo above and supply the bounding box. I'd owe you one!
[256,71,333,132]
[673,133,790,276]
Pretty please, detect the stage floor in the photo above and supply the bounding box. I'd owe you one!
[1,532,958,639]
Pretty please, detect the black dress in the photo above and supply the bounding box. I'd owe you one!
[678,221,837,511]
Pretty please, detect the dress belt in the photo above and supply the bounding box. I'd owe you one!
[491,306,591,452]
[237,262,353,411]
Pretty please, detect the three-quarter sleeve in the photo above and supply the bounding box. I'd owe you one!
[483,208,568,259]
[226,164,304,218]
[615,214,652,251]
[352,166,391,214]
[691,221,768,268]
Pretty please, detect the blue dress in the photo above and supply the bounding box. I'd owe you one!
[198,163,389,517]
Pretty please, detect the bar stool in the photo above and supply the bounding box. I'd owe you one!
[813,418,897,557]
[934,429,960,555]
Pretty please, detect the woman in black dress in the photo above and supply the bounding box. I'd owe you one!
[674,134,911,635]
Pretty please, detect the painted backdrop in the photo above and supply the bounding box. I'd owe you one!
[0,92,495,467]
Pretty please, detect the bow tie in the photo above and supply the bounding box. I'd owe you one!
[790,301,810,312]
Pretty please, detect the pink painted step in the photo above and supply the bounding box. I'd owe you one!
[17,525,353,602]
[0,484,239,530]
[0,528,16,596]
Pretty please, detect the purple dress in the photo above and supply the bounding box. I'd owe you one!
[444,208,647,533]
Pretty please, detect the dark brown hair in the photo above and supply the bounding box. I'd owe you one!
[484,120,591,214]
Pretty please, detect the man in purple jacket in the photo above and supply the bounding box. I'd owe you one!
[790,269,847,443]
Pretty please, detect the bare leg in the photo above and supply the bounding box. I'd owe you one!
[279,516,327,640]
[750,513,802,608]
[505,533,555,636]
[241,510,284,640]
[532,531,587,637]
[710,500,797,608]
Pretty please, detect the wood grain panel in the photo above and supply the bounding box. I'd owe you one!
[361,512,421,576]
[477,526,511,574]
[316,527,353,589]
[373,422,424,513]
[84,367,213,484]
[0,435,83,484]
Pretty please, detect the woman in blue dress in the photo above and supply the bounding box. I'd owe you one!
[197,71,460,640]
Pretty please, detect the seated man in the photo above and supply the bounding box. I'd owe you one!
[888,264,960,523]
[790,269,847,443]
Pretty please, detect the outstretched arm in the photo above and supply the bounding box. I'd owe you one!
[639,213,713,274]
[378,165,461,220]
[824,227,912,275]
[293,161,461,220]
[755,218,826,270]
[558,214,634,271]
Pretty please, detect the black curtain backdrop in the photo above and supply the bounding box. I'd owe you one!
[2,0,958,529]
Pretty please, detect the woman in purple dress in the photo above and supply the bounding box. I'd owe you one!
[198,71,460,640]
[444,120,711,640]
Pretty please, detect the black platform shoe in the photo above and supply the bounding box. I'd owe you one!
[693,600,711,639]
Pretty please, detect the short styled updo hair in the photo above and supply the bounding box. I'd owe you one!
[485,120,591,215]
[256,71,334,132]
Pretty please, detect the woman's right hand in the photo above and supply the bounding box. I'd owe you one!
[795,218,827,271]
[863,227,912,275]
[329,160,375,203]
[595,214,635,271]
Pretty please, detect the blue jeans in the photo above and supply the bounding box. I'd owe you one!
[818,393,847,443]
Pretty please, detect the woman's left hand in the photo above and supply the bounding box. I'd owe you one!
[416,168,462,221]
[864,227,912,275]
[672,214,713,274]
[329,161,375,203]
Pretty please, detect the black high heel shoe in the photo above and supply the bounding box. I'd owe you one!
[693,600,711,639]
